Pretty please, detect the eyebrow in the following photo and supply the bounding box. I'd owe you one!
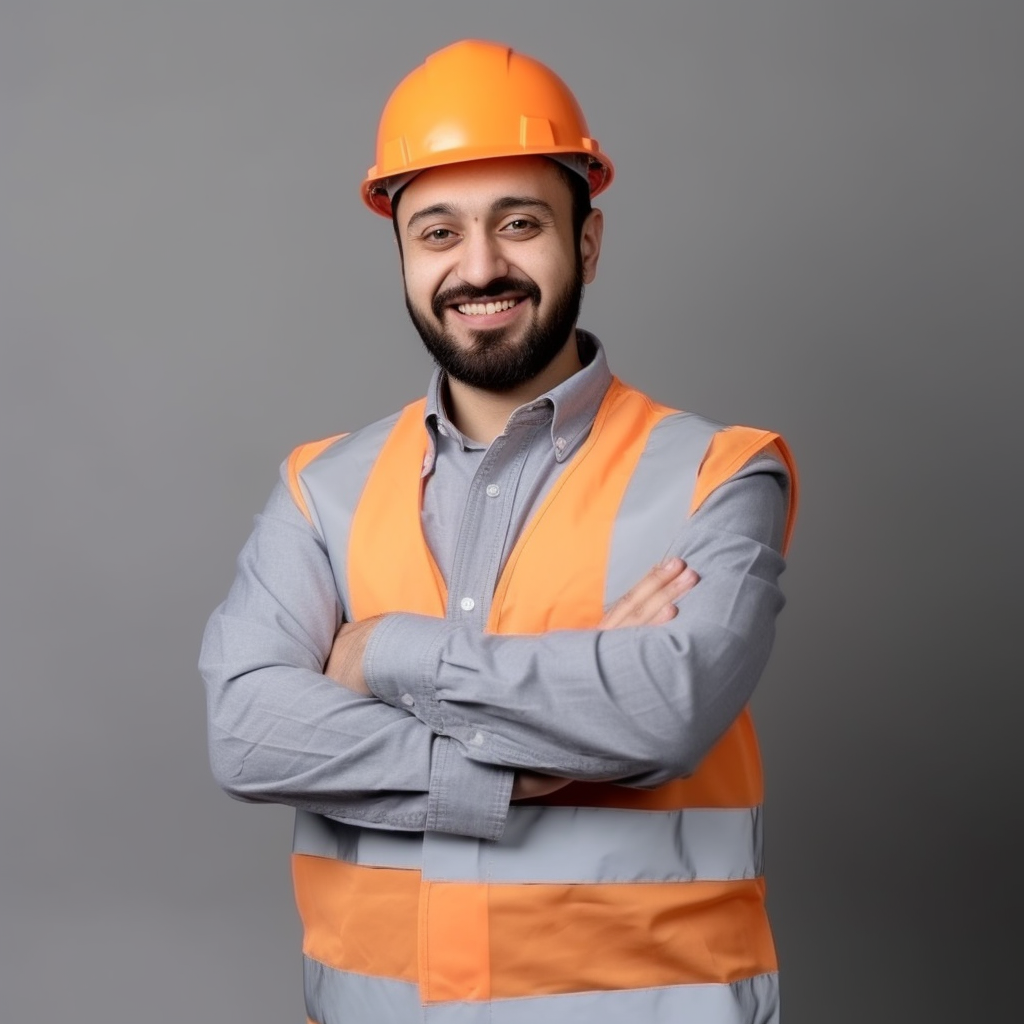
[405,196,556,232]
[492,196,556,217]
[406,203,458,232]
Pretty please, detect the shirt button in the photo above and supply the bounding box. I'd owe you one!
[460,597,476,612]
[485,483,500,498]
[401,693,415,707]
[554,436,567,453]
[437,423,449,437]
[471,732,485,746]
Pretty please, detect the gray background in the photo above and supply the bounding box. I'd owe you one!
[2,1,1021,1021]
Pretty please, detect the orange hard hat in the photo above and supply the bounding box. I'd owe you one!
[362,39,614,217]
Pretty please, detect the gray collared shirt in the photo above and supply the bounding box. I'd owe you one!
[200,333,790,841]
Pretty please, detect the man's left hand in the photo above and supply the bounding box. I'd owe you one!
[324,617,384,695]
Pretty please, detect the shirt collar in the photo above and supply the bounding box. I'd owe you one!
[422,331,612,473]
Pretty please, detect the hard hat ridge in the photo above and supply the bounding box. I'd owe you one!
[362,39,614,217]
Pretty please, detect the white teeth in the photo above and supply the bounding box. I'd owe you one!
[457,298,518,316]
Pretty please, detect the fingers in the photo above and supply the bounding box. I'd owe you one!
[324,616,383,694]
[599,556,699,629]
[511,772,573,800]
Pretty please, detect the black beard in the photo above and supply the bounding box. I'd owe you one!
[404,269,584,393]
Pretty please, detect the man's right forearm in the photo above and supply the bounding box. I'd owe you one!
[199,481,514,840]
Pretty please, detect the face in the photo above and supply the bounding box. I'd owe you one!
[394,156,602,392]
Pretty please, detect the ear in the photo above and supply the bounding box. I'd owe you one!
[579,208,604,284]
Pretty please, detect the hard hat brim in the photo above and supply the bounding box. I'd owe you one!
[363,147,614,218]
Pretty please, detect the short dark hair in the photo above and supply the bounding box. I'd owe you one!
[390,158,593,251]
[550,159,593,246]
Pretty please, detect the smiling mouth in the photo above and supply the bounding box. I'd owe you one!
[456,298,520,316]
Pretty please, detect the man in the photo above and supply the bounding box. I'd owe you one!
[200,39,797,1024]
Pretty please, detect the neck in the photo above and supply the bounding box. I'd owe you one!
[445,330,584,445]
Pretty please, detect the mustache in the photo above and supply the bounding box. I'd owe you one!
[432,277,541,319]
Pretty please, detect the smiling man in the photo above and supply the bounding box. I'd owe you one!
[396,155,601,441]
[201,39,798,1024]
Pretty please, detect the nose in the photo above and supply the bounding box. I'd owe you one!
[455,228,509,288]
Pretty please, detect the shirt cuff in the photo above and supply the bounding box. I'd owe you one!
[364,612,453,732]
[427,736,514,840]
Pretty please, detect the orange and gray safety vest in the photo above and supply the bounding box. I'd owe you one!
[285,377,798,1024]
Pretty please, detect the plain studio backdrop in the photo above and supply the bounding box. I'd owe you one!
[2,2,1020,1021]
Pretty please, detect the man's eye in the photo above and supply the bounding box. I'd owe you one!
[505,219,535,232]
[427,228,453,241]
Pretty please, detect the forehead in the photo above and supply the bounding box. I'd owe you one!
[397,156,571,223]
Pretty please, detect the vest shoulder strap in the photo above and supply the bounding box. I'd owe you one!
[285,434,347,524]
[692,427,799,555]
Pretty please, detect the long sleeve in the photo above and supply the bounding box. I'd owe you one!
[364,458,790,787]
[199,479,514,839]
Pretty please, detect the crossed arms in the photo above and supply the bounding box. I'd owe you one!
[199,456,788,840]
[326,555,700,800]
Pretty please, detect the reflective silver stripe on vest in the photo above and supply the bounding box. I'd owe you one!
[294,809,423,869]
[303,958,420,1024]
[464,974,778,1024]
[299,411,400,618]
[295,804,762,882]
[605,411,722,606]
[303,958,779,1024]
